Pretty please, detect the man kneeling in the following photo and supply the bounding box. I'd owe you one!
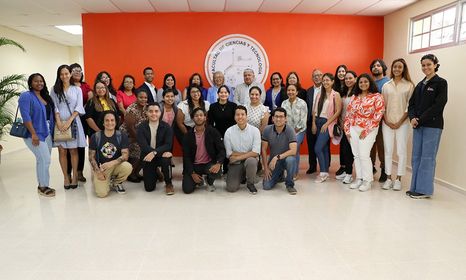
[224,105,261,194]
[182,108,225,194]
[137,102,175,195]
[89,111,132,197]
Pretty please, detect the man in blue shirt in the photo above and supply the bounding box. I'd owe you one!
[370,59,390,183]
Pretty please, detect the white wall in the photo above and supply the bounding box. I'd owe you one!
[0,25,83,154]
[384,0,465,191]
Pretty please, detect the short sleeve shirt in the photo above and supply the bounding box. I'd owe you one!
[177,100,210,127]
[245,104,268,129]
[89,131,129,164]
[261,125,297,160]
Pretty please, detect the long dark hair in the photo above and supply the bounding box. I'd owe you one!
[187,85,205,117]
[390,58,414,84]
[342,70,357,98]
[317,73,334,116]
[53,64,72,103]
[285,71,304,91]
[69,63,84,84]
[188,73,204,88]
[269,72,284,88]
[96,71,117,96]
[162,73,179,95]
[118,74,136,92]
[370,59,387,76]
[333,64,347,94]
[353,73,378,96]
[28,73,54,111]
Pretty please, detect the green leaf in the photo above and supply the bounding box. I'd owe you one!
[0,37,26,52]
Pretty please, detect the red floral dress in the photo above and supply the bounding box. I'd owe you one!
[344,93,385,138]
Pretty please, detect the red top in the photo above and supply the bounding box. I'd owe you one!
[116,90,137,109]
[344,93,385,138]
[80,82,92,104]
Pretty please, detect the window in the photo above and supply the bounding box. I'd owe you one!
[409,1,466,53]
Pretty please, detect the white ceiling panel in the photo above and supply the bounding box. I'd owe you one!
[292,0,340,14]
[112,0,155,12]
[225,0,263,12]
[358,0,417,16]
[258,0,302,13]
[189,0,225,12]
[325,0,380,15]
[28,0,86,14]
[149,0,190,12]
[72,0,120,13]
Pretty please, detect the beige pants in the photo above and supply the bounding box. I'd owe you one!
[93,161,132,198]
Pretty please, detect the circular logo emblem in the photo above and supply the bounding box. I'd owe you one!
[204,34,269,90]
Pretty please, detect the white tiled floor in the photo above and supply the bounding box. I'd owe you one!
[1,149,466,279]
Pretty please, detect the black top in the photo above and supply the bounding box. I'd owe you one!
[45,103,52,121]
[84,99,118,135]
[408,74,448,129]
[137,120,173,160]
[182,125,226,175]
[89,130,129,164]
[207,101,237,136]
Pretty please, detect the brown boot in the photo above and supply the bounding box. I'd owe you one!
[165,183,174,195]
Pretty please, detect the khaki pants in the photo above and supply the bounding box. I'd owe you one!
[93,161,132,198]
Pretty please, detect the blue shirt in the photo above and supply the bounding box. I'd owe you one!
[18,91,55,141]
[206,85,234,104]
[375,76,390,92]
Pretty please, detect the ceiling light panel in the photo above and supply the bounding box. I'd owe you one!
[189,0,225,12]
[258,0,302,13]
[149,0,190,12]
[292,0,341,14]
[225,0,264,12]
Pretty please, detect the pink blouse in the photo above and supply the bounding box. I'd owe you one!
[344,93,385,138]
[116,90,137,109]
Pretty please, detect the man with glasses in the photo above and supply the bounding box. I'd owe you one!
[305,69,323,174]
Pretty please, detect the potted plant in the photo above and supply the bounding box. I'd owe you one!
[0,37,26,162]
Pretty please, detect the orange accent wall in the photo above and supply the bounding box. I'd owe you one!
[82,12,384,155]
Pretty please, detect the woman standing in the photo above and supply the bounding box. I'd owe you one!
[312,73,342,183]
[182,73,208,101]
[18,73,56,196]
[156,73,182,104]
[285,71,307,100]
[160,88,178,128]
[116,75,137,116]
[381,58,414,191]
[85,82,119,135]
[264,72,286,112]
[67,63,92,183]
[282,84,308,180]
[336,71,357,184]
[407,54,447,199]
[50,65,87,190]
[208,85,237,174]
[120,90,148,182]
[333,64,348,95]
[245,86,269,133]
[344,73,384,192]
[96,71,117,102]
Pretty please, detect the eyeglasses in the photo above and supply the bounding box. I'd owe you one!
[72,69,82,73]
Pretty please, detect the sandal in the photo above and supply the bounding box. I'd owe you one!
[38,186,56,197]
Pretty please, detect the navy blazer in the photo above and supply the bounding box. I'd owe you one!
[137,83,157,104]
[264,87,287,112]
[305,86,318,122]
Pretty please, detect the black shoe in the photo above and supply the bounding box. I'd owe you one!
[405,190,414,196]
[246,183,257,195]
[287,186,297,195]
[409,192,431,199]
[335,166,345,176]
[64,185,71,190]
[306,167,317,174]
[372,166,377,174]
[241,178,247,184]
[127,175,142,183]
[378,171,388,183]
[70,184,78,189]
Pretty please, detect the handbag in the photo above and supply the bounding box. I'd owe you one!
[333,123,342,137]
[53,94,77,141]
[9,106,29,138]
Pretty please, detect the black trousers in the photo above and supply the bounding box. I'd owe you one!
[306,122,317,169]
[142,157,172,192]
[67,147,85,175]
[182,163,221,194]
[339,134,354,174]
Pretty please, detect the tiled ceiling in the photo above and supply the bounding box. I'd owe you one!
[0,0,418,47]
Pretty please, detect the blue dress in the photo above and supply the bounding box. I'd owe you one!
[50,85,87,148]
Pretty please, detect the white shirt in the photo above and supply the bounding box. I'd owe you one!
[233,82,266,105]
[177,100,210,127]
[223,124,261,158]
[313,86,321,106]
[145,82,157,103]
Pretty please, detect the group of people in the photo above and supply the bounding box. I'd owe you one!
[17,53,447,199]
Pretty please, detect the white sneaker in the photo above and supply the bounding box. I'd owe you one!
[350,179,363,189]
[314,173,329,183]
[206,184,216,192]
[393,180,402,191]
[359,181,372,192]
[342,174,353,184]
[335,172,347,180]
[382,179,393,190]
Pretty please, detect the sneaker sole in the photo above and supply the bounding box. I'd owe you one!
[409,194,431,199]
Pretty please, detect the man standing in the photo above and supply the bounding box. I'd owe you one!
[182,108,225,194]
[137,67,158,103]
[305,69,322,174]
[370,59,390,182]
[233,68,265,105]
[262,108,298,195]
[206,71,234,104]
[224,105,261,194]
[137,102,174,195]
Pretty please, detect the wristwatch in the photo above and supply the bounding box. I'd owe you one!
[276,154,281,160]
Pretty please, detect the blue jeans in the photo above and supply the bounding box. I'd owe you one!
[24,135,52,187]
[314,117,330,173]
[410,127,442,195]
[295,131,306,176]
[263,156,296,189]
